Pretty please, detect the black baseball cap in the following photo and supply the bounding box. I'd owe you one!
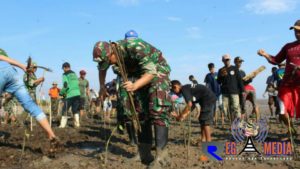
[62,62,70,68]
[290,20,300,30]
[234,56,244,63]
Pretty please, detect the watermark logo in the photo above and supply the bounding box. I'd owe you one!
[202,142,224,161]
[202,117,293,161]
[231,117,268,155]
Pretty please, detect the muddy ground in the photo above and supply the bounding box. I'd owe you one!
[1,100,300,169]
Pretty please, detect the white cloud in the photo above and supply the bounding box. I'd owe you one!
[186,26,201,39]
[245,0,298,14]
[166,16,182,22]
[115,0,140,6]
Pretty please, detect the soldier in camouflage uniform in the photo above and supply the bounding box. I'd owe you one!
[3,93,17,123]
[113,65,146,146]
[23,62,45,102]
[93,37,172,168]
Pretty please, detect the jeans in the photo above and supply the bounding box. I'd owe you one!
[0,66,46,121]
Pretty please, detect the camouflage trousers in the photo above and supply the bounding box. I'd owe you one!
[50,98,59,116]
[147,76,172,127]
[116,76,149,123]
[3,98,17,116]
[117,75,172,127]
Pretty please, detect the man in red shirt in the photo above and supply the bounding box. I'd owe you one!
[258,20,300,138]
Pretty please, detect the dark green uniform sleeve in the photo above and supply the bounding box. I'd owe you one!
[0,48,8,57]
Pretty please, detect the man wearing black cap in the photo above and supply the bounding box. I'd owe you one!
[234,57,258,120]
[189,75,198,88]
[59,62,81,128]
[258,19,300,139]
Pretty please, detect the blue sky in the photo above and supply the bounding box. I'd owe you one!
[0,0,299,98]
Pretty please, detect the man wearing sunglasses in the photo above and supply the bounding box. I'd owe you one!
[217,54,244,123]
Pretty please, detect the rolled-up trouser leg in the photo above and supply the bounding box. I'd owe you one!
[239,93,246,115]
[222,94,229,120]
[230,94,241,119]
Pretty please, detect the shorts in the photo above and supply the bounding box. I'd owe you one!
[198,103,214,126]
[111,100,117,109]
[79,97,86,110]
[103,100,112,112]
[277,85,300,118]
[268,95,276,106]
[245,90,256,107]
[61,96,80,115]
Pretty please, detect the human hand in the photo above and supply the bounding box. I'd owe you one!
[257,49,267,57]
[220,68,228,76]
[49,137,63,158]
[123,81,137,92]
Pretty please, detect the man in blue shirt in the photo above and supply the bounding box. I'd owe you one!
[204,63,224,126]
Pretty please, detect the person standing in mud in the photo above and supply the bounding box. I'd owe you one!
[258,19,300,139]
[78,70,90,118]
[171,80,216,142]
[204,63,223,126]
[97,30,140,146]
[23,61,44,102]
[59,62,81,128]
[234,56,259,120]
[0,48,58,141]
[93,36,172,168]
[263,67,279,117]
[217,54,244,123]
[49,82,61,118]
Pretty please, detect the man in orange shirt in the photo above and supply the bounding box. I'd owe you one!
[49,82,60,118]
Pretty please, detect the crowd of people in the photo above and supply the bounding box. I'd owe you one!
[0,19,300,168]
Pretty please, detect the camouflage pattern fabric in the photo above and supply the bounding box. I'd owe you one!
[147,76,172,126]
[23,73,37,101]
[51,98,59,116]
[116,38,172,127]
[116,38,171,77]
[0,48,8,57]
[113,65,149,123]
[4,98,17,116]
[93,41,111,70]
[93,38,172,126]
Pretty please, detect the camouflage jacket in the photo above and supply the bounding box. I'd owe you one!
[23,73,37,93]
[115,38,171,79]
[0,48,8,57]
